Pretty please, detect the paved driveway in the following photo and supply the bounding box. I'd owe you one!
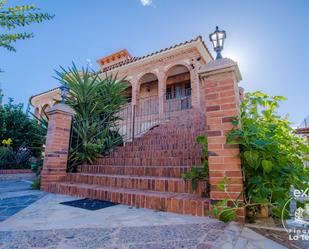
[0,174,287,249]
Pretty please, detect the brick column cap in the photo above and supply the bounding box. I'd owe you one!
[46,103,75,116]
[198,58,242,82]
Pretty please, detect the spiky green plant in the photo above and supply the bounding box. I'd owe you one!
[54,63,128,169]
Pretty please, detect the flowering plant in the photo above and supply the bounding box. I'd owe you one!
[2,138,12,146]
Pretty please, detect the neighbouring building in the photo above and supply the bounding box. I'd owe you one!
[295,116,309,168]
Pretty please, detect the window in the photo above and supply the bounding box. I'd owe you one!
[166,81,191,100]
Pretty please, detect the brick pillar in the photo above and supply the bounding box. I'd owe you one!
[199,58,244,220]
[41,103,75,191]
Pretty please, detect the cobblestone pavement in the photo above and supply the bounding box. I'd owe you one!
[0,175,288,249]
[0,222,287,249]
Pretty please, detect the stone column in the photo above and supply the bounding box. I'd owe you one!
[130,77,138,140]
[41,103,75,191]
[190,68,201,109]
[198,58,245,220]
[157,72,165,120]
[131,77,138,106]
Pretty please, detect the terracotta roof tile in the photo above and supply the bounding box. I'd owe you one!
[101,36,213,72]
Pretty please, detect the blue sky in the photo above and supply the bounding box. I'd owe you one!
[1,0,308,125]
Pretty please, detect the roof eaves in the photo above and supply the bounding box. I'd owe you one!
[29,87,59,106]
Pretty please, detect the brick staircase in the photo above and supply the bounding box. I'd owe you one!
[45,109,211,216]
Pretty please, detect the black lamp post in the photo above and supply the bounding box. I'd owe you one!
[209,26,226,60]
[59,84,69,103]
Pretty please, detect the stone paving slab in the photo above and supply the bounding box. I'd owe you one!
[0,194,43,222]
[0,173,35,181]
[0,177,289,249]
[0,177,44,222]
[0,193,217,231]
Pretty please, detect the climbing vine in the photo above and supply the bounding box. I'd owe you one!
[181,135,209,196]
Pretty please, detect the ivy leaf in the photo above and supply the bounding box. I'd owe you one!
[262,160,273,173]
[244,150,260,169]
[219,208,237,223]
[231,117,239,126]
[196,135,207,146]
[247,176,262,185]
[272,187,287,200]
[192,179,198,190]
[217,177,228,191]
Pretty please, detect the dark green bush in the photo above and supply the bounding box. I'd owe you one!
[0,98,46,169]
[0,144,32,169]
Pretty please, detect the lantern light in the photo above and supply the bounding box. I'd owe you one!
[59,84,69,103]
[209,26,226,60]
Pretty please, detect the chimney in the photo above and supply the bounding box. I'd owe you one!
[97,49,132,72]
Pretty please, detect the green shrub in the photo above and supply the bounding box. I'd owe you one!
[31,159,43,173]
[214,91,309,222]
[31,176,41,190]
[184,91,309,222]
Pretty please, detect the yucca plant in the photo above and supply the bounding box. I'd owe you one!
[54,63,128,169]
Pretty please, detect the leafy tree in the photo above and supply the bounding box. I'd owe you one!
[0,0,54,52]
[0,97,46,158]
[54,63,129,168]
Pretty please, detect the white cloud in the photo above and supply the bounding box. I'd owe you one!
[140,0,152,6]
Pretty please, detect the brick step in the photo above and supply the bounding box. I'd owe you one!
[95,157,202,166]
[120,141,201,150]
[123,133,204,145]
[106,149,203,158]
[45,182,210,216]
[78,165,194,177]
[63,173,206,195]
[110,145,202,154]
[134,127,204,134]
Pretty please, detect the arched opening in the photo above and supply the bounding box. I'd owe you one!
[137,73,159,115]
[138,73,158,100]
[165,65,191,113]
[136,73,159,136]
